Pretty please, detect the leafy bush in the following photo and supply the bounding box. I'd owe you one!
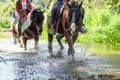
[0,14,11,28]
[79,1,120,44]
[0,0,119,44]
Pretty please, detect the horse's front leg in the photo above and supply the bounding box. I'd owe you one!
[66,34,75,60]
[34,36,39,50]
[34,40,38,49]
[48,33,54,57]
[22,37,27,50]
[56,34,64,57]
[13,32,17,45]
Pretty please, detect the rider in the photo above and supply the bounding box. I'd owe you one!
[10,0,32,30]
[11,0,32,22]
[10,0,33,38]
[49,0,87,34]
[49,0,66,34]
[15,0,32,17]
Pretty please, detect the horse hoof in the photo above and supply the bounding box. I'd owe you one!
[57,50,63,58]
[14,41,17,45]
[23,48,27,51]
[68,50,71,56]
[19,44,23,47]
[50,54,55,57]
[72,56,75,61]
[34,47,38,49]
[57,54,63,58]
[68,48,75,56]
[47,54,55,58]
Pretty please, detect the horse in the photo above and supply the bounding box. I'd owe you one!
[47,0,85,60]
[11,9,45,50]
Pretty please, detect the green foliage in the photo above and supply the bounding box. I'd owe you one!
[0,14,11,28]
[0,32,11,38]
[39,24,48,39]
[0,1,14,28]
[80,4,120,44]
[0,0,119,44]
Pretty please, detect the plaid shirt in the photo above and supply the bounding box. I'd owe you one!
[16,0,32,14]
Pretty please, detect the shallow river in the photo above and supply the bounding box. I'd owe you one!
[0,38,120,80]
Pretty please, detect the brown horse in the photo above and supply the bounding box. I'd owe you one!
[11,9,44,50]
[47,1,85,59]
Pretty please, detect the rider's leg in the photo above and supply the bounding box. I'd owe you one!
[10,11,18,30]
[49,2,58,35]
[49,1,63,35]
[79,21,87,34]
[79,8,87,34]
[80,25,87,34]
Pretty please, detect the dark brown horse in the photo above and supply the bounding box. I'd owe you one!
[11,9,44,50]
[47,0,85,59]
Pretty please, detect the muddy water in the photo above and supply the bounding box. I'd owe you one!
[0,38,120,80]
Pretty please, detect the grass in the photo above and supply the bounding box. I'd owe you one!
[0,31,12,38]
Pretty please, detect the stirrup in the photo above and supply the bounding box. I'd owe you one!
[80,26,87,34]
[49,28,55,35]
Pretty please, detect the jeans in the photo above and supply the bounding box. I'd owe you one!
[51,1,63,24]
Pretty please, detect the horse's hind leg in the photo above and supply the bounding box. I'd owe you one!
[11,27,17,45]
[18,38,23,47]
[13,34,17,45]
[56,34,64,57]
[48,33,54,57]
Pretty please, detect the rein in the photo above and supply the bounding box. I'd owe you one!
[62,19,71,31]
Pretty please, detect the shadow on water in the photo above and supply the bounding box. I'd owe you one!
[0,38,120,80]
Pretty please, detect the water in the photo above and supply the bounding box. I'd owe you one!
[87,43,120,76]
[0,38,120,80]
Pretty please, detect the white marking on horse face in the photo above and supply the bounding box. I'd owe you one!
[72,12,75,22]
[70,23,76,32]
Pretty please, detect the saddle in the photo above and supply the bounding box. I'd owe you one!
[50,3,67,27]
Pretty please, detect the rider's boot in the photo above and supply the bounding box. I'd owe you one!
[80,26,87,34]
[49,24,55,35]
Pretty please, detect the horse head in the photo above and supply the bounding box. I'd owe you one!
[31,9,45,25]
[65,0,85,35]
[30,9,45,34]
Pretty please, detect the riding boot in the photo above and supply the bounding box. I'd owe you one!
[80,26,87,34]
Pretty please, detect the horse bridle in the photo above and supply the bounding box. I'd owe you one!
[63,8,81,32]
